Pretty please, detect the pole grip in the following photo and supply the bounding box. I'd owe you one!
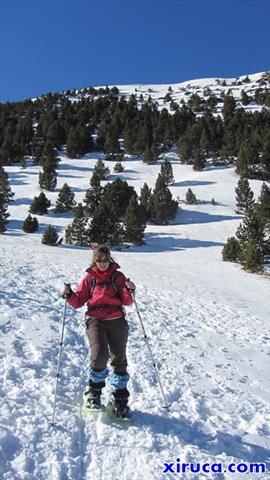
[62,282,71,299]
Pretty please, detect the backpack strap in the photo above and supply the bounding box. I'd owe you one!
[89,275,96,299]
[88,270,120,300]
[110,270,121,298]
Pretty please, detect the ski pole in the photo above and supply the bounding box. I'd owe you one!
[131,291,171,410]
[49,285,69,427]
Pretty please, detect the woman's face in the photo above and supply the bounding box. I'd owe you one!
[96,256,110,272]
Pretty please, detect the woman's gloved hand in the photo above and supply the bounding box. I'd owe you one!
[62,283,72,299]
[125,280,136,292]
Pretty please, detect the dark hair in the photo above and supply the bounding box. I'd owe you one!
[91,245,112,267]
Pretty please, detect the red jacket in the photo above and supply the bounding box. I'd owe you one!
[67,262,133,320]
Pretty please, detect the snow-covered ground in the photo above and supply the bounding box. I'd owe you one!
[71,71,268,115]
[1,152,270,480]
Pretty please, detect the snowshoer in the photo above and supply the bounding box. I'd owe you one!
[62,245,135,419]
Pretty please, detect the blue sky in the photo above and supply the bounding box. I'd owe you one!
[0,0,269,103]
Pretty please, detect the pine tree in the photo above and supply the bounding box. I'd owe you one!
[177,136,193,164]
[42,224,59,246]
[84,163,107,215]
[23,214,39,233]
[95,119,107,152]
[124,195,146,245]
[185,188,197,204]
[140,183,152,221]
[0,166,14,203]
[0,166,12,233]
[222,236,240,262]
[66,125,81,158]
[235,177,255,214]
[241,238,264,272]
[90,170,102,189]
[104,127,121,160]
[0,126,16,165]
[143,143,159,164]
[199,129,210,156]
[241,90,250,106]
[92,159,110,182]
[149,174,178,224]
[260,135,270,180]
[39,163,57,191]
[160,160,174,185]
[65,203,89,246]
[40,141,59,168]
[235,141,259,177]
[134,122,148,155]
[29,191,51,215]
[123,118,137,154]
[257,183,270,263]
[102,177,136,220]
[46,119,66,148]
[114,162,124,173]
[89,200,124,246]
[257,183,270,223]
[143,144,154,164]
[0,193,9,233]
[83,185,103,215]
[79,123,95,154]
[193,148,206,171]
[236,206,265,272]
[39,142,58,191]
[222,94,236,123]
[55,183,75,213]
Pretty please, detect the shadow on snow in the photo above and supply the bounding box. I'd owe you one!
[132,410,270,468]
[173,180,216,188]
[176,209,241,225]
[140,234,224,252]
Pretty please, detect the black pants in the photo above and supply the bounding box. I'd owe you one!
[86,317,128,373]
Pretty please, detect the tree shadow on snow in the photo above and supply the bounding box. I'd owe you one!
[57,173,88,179]
[108,173,140,182]
[7,172,29,186]
[130,234,224,253]
[177,209,242,225]
[173,180,216,187]
[5,219,24,234]
[12,197,33,206]
[58,163,92,173]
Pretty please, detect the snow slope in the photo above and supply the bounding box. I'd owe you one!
[70,71,269,115]
[0,152,270,480]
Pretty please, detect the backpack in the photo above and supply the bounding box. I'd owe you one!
[89,270,121,300]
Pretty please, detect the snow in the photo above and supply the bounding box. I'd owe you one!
[1,150,270,480]
[67,71,269,116]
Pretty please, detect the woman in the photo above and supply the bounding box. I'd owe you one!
[63,245,135,419]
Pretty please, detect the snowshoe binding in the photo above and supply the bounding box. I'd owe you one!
[83,385,103,412]
[108,398,132,421]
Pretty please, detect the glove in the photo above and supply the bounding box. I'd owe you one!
[125,280,136,292]
[62,283,72,299]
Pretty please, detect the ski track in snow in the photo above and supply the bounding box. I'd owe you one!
[0,249,269,480]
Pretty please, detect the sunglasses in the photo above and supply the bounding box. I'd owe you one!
[96,258,110,263]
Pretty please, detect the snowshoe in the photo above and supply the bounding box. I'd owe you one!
[83,389,102,411]
[107,399,132,421]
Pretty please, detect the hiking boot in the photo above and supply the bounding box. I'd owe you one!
[84,380,104,410]
[111,398,131,419]
[110,388,131,419]
[84,389,102,410]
